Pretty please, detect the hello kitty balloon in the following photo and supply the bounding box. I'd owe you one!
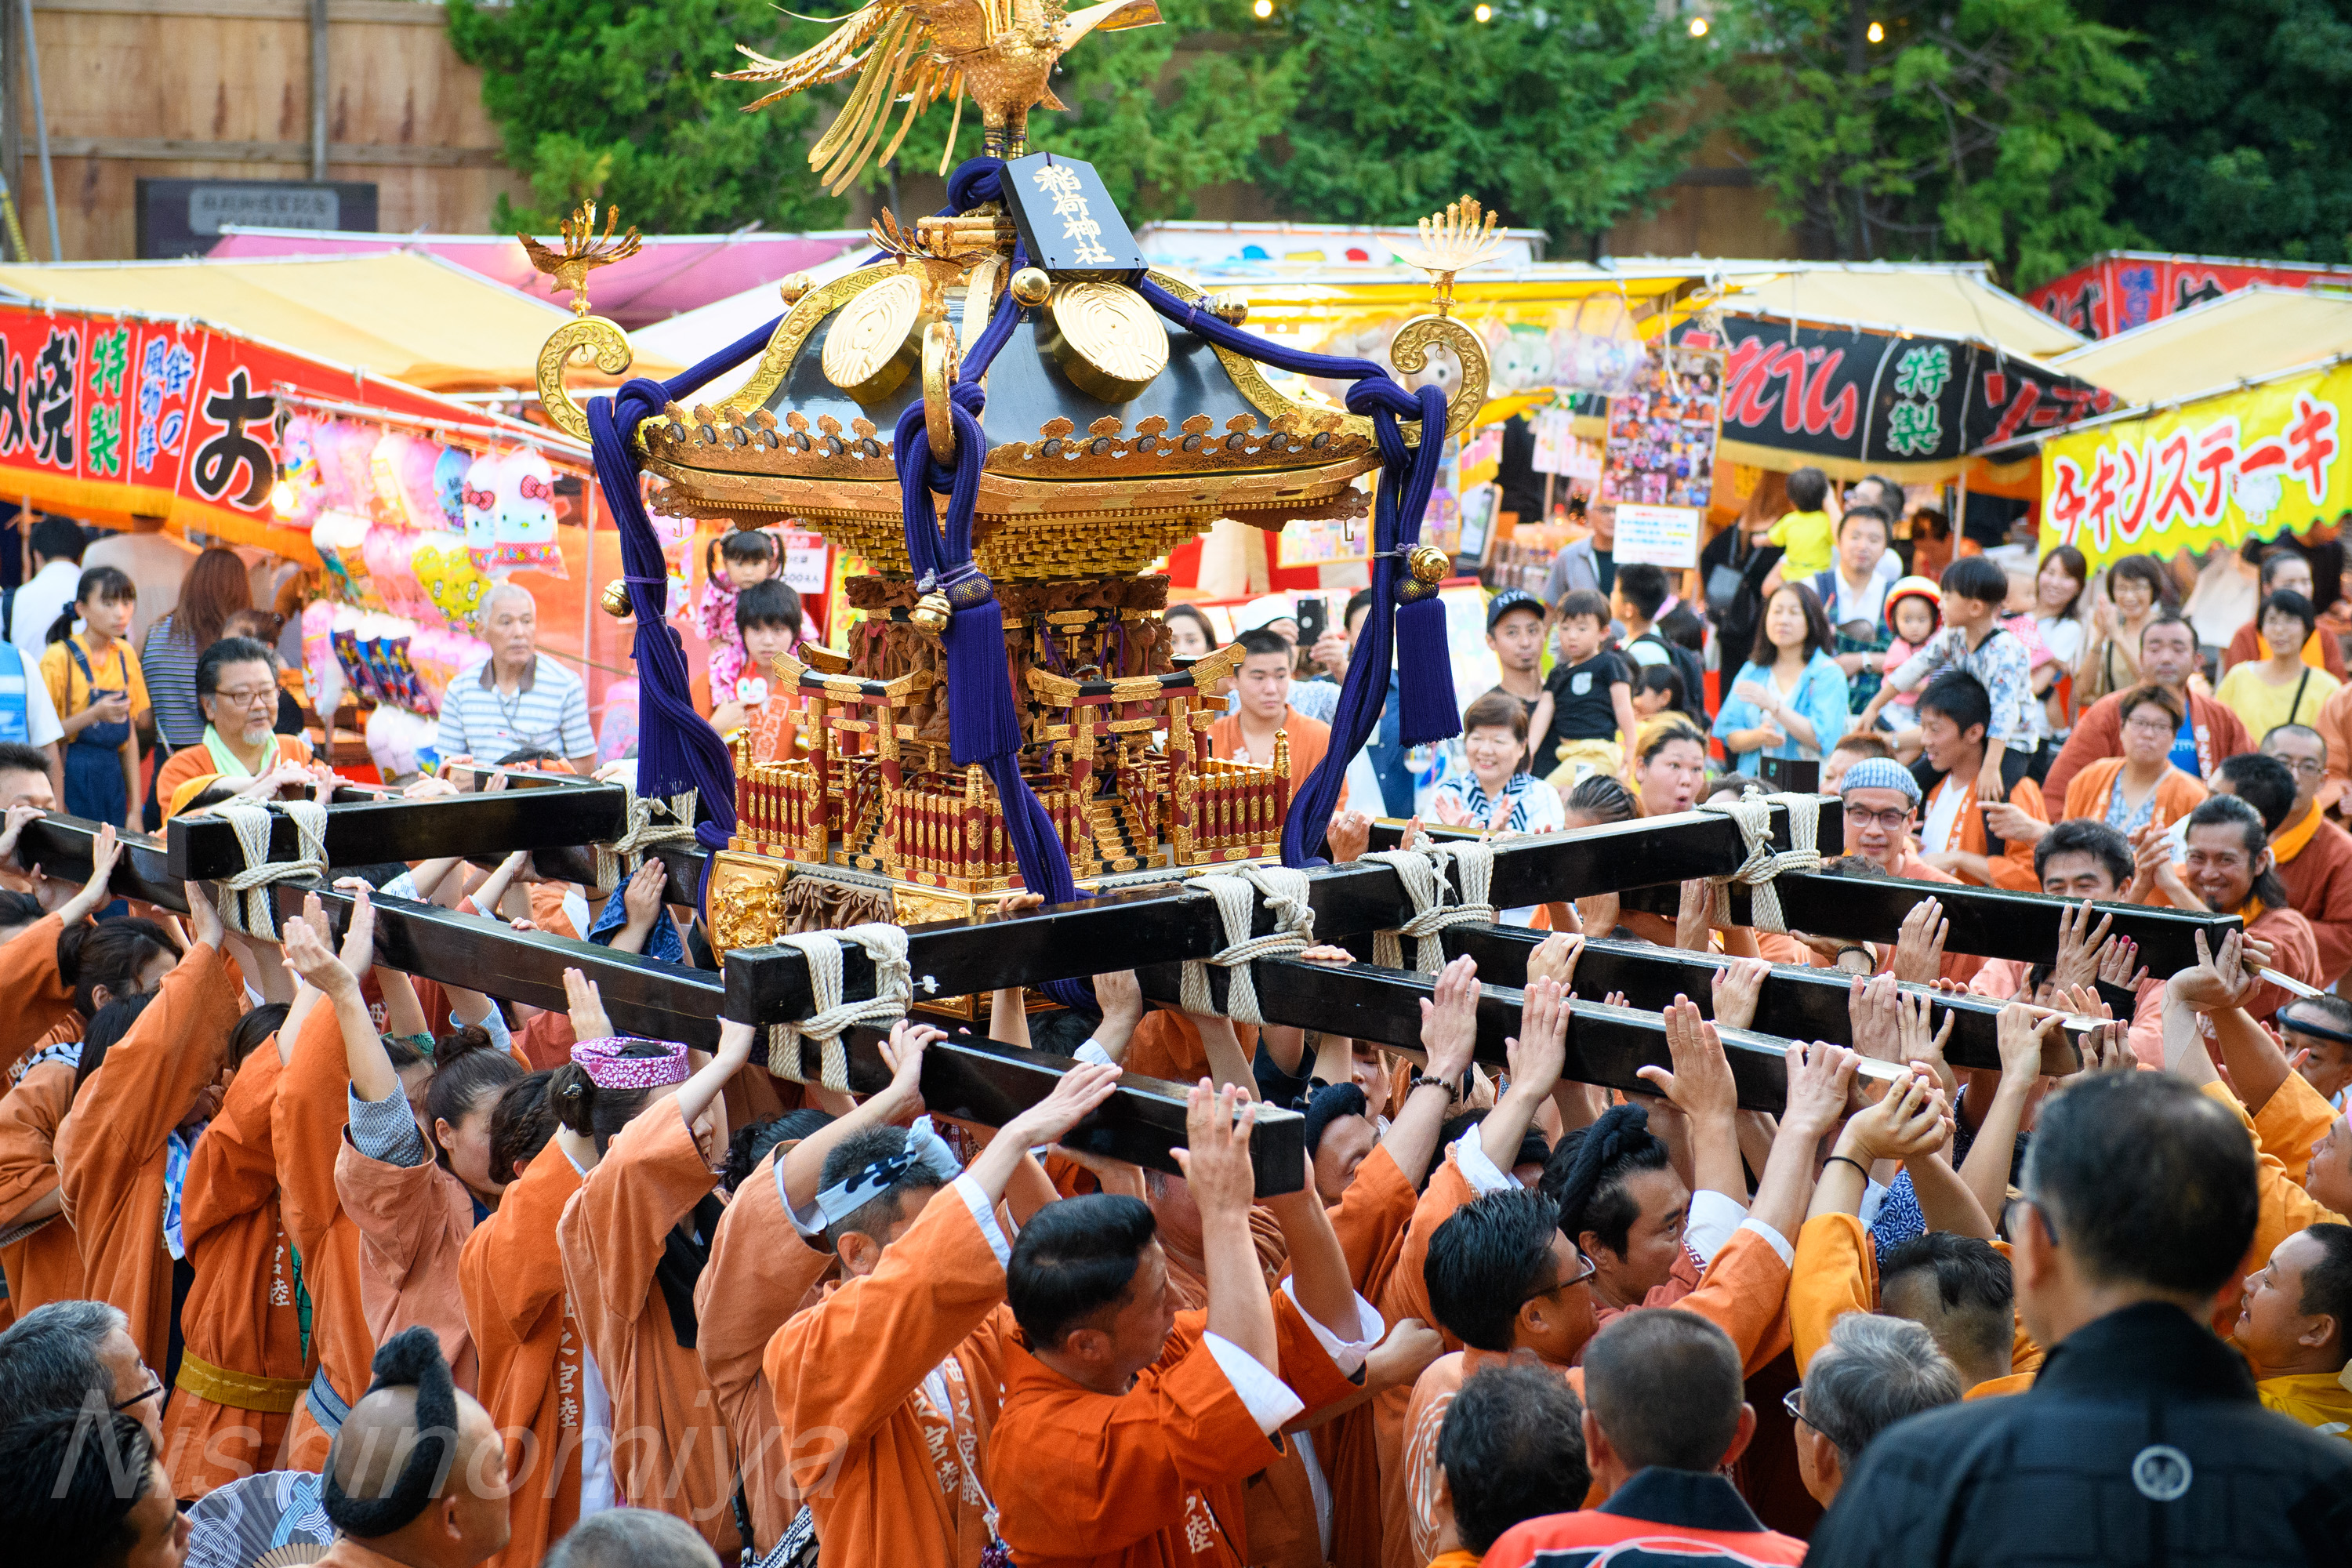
[461,452,502,567]
[493,448,565,577]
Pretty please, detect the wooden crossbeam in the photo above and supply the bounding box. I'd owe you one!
[5,815,1304,1192]
[723,800,1846,1023]
[165,775,631,881]
[1624,871,2235,974]
[1425,927,2082,1076]
[1135,954,1900,1113]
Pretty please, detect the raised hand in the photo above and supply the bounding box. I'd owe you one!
[877,1018,946,1116]
[2049,899,2114,993]
[1003,1061,1123,1152]
[1889,897,1947,985]
[1709,956,1769,1033]
[0,801,43,862]
[59,823,123,925]
[1848,971,1900,1061]
[1171,1079,1258,1223]
[564,967,614,1040]
[1416,954,1479,1088]
[1783,1039,1862,1139]
[183,880,224,950]
[1897,989,1958,1101]
[1525,933,1581,989]
[2169,927,2255,1013]
[1325,808,1372,865]
[331,879,378,976]
[2095,932,2146,989]
[1845,1070,1949,1162]
[1505,975,1570,1099]
[1638,996,1737,1123]
[281,902,358,997]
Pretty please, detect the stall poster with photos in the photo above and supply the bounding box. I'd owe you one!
[1599,346,1722,513]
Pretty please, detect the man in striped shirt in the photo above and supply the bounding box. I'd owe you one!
[436,583,597,778]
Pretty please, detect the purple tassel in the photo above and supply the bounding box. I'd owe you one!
[1393,597,1456,745]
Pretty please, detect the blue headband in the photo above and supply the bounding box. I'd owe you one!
[785,1115,964,1240]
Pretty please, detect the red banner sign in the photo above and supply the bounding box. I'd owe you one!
[2026,252,2352,340]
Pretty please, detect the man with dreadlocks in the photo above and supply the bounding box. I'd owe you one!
[316,1325,509,1568]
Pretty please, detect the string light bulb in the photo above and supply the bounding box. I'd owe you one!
[1474,3,1491,19]
[1867,19,1883,40]
[1253,0,1271,14]
[1687,14,1708,34]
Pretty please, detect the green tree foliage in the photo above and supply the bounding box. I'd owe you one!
[2092,0,2352,263]
[846,0,1308,221]
[1256,0,1715,254]
[1723,0,2143,289]
[446,0,849,233]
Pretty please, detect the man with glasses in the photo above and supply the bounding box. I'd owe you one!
[2259,725,2352,988]
[151,636,312,816]
[1809,1069,2352,1566]
[1790,1312,1962,1507]
[0,1300,164,1449]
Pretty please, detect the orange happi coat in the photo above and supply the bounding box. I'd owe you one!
[988,1293,1364,1568]
[56,943,239,1371]
[334,1120,481,1393]
[557,1099,740,1559]
[460,1138,589,1568]
[0,1048,84,1324]
[697,1147,833,1555]
[764,1172,1015,1568]
[270,1004,379,1474]
[0,915,78,1065]
[160,1042,310,1499]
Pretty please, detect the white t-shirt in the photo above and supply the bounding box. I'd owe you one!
[1920,773,1971,856]
[83,531,198,645]
[8,558,80,666]
[1828,565,1892,627]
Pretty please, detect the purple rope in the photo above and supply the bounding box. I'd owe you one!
[582,313,789,922]
[1127,278,1457,866]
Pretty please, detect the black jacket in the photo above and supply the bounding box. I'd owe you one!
[1806,1302,2352,1567]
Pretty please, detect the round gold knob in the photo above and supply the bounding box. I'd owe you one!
[599,579,634,619]
[909,591,953,635]
[1010,267,1053,307]
[1207,292,1249,325]
[779,272,814,306]
[1407,543,1451,584]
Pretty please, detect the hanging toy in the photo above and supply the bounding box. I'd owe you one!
[493,448,566,577]
[412,535,493,628]
[462,451,502,568]
[434,445,471,531]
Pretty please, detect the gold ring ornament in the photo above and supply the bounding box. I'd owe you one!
[922,320,962,462]
[822,271,930,405]
[1389,314,1489,443]
[1038,281,1169,404]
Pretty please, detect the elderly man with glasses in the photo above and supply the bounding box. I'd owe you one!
[151,635,314,818]
[2254,724,2352,989]
[0,1301,165,1448]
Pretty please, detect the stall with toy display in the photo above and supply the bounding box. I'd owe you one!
[283,411,583,778]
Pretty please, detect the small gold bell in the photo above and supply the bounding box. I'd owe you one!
[909,591,953,635]
[1207,292,1249,326]
[599,579,634,619]
[1009,267,1054,307]
[1407,543,1451,584]
[779,271,814,306]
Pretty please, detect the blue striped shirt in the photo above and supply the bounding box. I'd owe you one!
[434,655,593,764]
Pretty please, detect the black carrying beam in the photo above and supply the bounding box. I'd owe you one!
[833,1022,1305,1192]
[166,777,631,881]
[724,799,1845,1023]
[14,814,184,907]
[1135,953,1892,1113]
[1428,927,2082,1077]
[1626,870,2235,974]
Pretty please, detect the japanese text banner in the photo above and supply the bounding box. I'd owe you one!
[2040,363,2350,572]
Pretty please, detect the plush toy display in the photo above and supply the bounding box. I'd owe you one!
[492,448,566,576]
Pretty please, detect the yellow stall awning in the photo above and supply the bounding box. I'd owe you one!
[2049,285,2352,407]
[0,251,679,393]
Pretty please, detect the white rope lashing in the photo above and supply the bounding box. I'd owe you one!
[594,784,699,894]
[212,800,328,941]
[1697,789,1823,934]
[1362,840,1498,972]
[1178,865,1316,1025]
[765,923,913,1091]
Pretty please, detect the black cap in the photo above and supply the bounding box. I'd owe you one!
[1486,588,1544,631]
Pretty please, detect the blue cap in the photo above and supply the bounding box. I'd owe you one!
[1838,756,1920,806]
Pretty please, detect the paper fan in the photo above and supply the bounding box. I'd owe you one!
[185,1469,335,1568]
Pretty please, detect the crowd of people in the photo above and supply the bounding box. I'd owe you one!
[0,490,2348,1568]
